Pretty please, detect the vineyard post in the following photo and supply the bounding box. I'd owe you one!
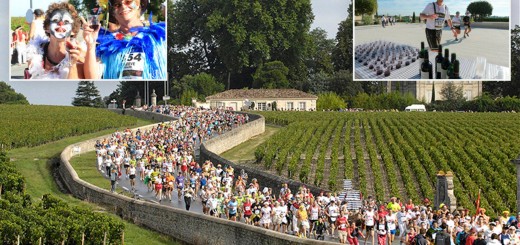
[512,155,520,213]
[103,232,107,245]
[121,231,124,244]
[81,232,85,245]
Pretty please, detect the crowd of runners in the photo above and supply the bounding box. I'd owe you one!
[94,106,520,244]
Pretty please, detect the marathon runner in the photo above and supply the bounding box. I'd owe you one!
[463,11,472,38]
[420,0,454,52]
[451,11,462,41]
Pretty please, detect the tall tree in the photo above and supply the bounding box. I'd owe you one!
[252,61,290,89]
[72,81,104,107]
[175,73,225,101]
[355,0,377,16]
[206,0,313,88]
[0,82,29,105]
[306,28,335,75]
[332,3,352,72]
[467,1,493,21]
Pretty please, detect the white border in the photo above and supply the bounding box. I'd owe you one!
[352,0,512,82]
[8,0,168,82]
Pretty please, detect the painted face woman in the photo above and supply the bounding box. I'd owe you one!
[88,0,166,80]
[25,2,85,79]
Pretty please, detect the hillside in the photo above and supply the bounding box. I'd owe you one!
[254,111,520,217]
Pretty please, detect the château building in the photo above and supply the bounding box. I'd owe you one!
[386,81,483,103]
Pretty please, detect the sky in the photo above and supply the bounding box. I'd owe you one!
[3,0,347,105]
[376,0,510,17]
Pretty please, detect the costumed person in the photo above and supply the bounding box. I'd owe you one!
[25,2,87,79]
[14,26,28,66]
[29,9,47,40]
[91,0,167,80]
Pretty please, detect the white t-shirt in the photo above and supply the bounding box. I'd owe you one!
[422,2,450,30]
[452,16,462,26]
[365,210,375,226]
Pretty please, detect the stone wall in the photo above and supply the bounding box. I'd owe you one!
[109,108,177,122]
[58,112,335,244]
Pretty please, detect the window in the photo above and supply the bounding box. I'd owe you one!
[299,102,306,111]
[286,102,294,110]
[464,90,473,100]
[217,102,225,108]
[258,102,267,111]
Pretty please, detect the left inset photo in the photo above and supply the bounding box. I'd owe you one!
[10,0,167,80]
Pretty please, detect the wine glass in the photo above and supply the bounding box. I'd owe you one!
[87,14,100,31]
[474,57,487,79]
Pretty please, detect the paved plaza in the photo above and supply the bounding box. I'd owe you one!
[355,23,510,68]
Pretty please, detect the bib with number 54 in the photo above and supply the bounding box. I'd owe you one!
[122,52,146,79]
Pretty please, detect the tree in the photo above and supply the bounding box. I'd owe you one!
[306,28,335,75]
[412,12,416,23]
[438,82,465,110]
[177,73,225,101]
[107,81,166,106]
[327,70,360,98]
[193,0,313,88]
[317,92,347,111]
[252,61,290,89]
[355,0,377,16]
[431,82,436,102]
[0,82,29,105]
[467,1,493,21]
[180,89,198,106]
[72,81,104,107]
[332,4,352,72]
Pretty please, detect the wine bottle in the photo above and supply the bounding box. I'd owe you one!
[448,53,457,78]
[419,42,425,72]
[451,60,461,79]
[428,63,433,79]
[435,45,444,79]
[440,49,450,79]
[420,51,431,79]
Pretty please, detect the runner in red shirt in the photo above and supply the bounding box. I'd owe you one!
[337,212,349,244]
[243,199,253,225]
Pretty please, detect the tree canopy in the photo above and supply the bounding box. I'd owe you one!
[332,4,352,72]
[355,0,377,16]
[467,1,493,20]
[0,82,29,105]
[252,61,290,89]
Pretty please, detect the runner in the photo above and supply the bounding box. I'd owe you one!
[337,211,349,244]
[463,11,472,38]
[128,164,136,191]
[182,185,194,211]
[364,206,377,245]
[420,0,454,52]
[175,171,185,201]
[227,196,238,221]
[347,221,365,245]
[451,11,462,41]
[243,198,253,225]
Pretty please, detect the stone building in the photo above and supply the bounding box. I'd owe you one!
[205,89,318,111]
[386,81,483,103]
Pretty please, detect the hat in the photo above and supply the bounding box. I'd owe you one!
[263,187,269,193]
[510,226,517,230]
[439,203,445,208]
[504,211,510,215]
[490,222,496,226]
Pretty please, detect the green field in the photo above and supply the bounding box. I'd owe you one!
[0,105,138,148]
[4,105,175,244]
[254,111,520,217]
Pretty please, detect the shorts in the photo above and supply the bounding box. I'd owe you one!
[229,212,237,218]
[366,225,374,231]
[338,230,348,240]
[389,229,396,235]
[155,184,162,191]
[244,214,252,219]
[464,23,470,28]
[329,217,338,224]
[124,164,129,168]
[129,174,136,179]
[453,26,461,30]
[425,28,442,50]
[210,209,217,216]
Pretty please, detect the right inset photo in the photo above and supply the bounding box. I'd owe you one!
[353,0,510,80]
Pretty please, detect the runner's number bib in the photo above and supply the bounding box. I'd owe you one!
[123,52,145,79]
[433,3,447,30]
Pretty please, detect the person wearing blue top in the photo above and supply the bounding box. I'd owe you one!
[228,196,239,221]
[84,0,166,80]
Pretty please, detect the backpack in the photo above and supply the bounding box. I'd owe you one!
[435,232,450,245]
[456,231,468,245]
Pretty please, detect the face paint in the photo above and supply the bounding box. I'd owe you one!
[49,9,74,39]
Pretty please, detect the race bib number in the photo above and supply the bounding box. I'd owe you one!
[340,224,347,229]
[123,52,145,79]
[435,18,445,29]
[245,206,251,211]
[378,224,385,230]
[255,210,260,214]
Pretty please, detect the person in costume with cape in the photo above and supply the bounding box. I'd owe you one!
[84,0,167,80]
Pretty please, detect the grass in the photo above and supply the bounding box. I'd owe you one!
[9,116,176,245]
[220,125,281,162]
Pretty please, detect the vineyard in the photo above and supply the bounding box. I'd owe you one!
[0,151,126,244]
[254,111,520,217]
[0,105,138,149]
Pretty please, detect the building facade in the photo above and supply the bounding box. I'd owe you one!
[205,89,318,111]
[386,81,483,103]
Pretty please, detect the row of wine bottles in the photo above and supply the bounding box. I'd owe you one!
[419,42,461,79]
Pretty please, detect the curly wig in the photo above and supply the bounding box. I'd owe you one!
[43,2,81,35]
